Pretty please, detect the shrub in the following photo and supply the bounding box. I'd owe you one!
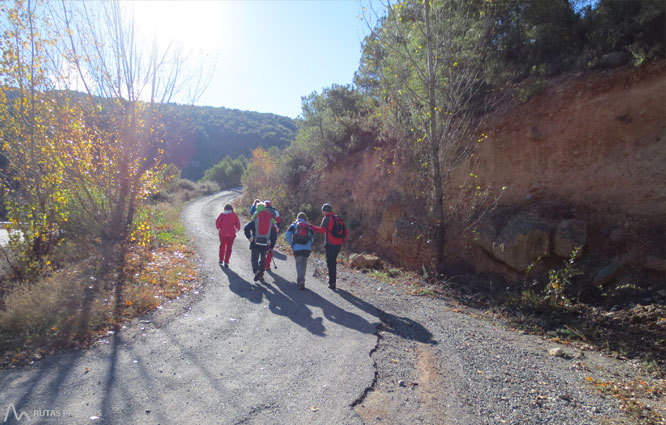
[176,179,197,192]
[0,266,112,352]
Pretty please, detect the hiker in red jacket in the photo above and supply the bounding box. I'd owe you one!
[215,203,241,268]
[312,203,348,290]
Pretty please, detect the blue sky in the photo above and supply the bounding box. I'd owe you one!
[130,0,374,118]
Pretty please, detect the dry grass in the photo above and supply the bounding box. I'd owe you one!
[0,186,201,367]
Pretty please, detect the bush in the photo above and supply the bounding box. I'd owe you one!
[198,181,220,196]
[176,179,197,192]
[0,265,111,353]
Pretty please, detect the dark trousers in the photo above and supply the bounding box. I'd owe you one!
[251,245,268,275]
[325,244,342,284]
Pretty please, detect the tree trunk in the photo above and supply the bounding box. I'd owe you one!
[424,0,446,274]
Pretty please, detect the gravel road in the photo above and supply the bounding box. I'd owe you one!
[0,189,637,424]
[343,269,636,425]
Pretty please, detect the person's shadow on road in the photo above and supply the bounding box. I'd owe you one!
[223,266,263,305]
[269,273,378,337]
[224,266,435,345]
[336,289,437,345]
[224,267,326,336]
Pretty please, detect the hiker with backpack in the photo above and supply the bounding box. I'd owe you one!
[263,200,282,272]
[243,203,277,282]
[285,212,316,290]
[312,203,348,290]
[215,203,241,268]
[249,199,261,215]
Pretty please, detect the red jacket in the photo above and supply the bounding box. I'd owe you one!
[313,211,348,245]
[216,211,240,238]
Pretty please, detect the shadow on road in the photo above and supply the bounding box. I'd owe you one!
[223,264,433,346]
[336,289,437,345]
[223,267,264,305]
[270,250,288,261]
[270,273,377,337]
[224,267,327,336]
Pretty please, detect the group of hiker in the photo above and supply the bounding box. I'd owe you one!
[214,199,348,290]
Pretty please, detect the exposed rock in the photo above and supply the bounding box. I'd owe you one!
[390,219,436,267]
[472,219,500,254]
[553,219,587,257]
[549,347,565,358]
[492,217,551,272]
[593,261,624,286]
[644,255,665,272]
[349,253,382,269]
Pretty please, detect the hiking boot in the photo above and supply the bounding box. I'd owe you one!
[253,271,261,282]
[299,282,305,290]
[224,262,229,268]
[328,281,336,290]
[218,261,224,267]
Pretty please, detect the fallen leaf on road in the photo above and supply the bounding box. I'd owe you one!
[311,405,319,412]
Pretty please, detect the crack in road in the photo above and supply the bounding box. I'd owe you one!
[351,323,384,409]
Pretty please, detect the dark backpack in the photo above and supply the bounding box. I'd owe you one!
[328,215,346,239]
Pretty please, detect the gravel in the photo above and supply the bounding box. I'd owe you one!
[334,264,637,425]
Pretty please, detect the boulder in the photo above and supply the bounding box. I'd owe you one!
[349,253,382,269]
[492,217,550,272]
[549,347,565,358]
[593,261,623,287]
[553,219,587,257]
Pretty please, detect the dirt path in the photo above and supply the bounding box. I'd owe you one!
[0,189,639,424]
[0,190,379,424]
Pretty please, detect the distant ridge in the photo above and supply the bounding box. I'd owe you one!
[160,104,297,180]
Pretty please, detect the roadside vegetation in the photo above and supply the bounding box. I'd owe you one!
[0,1,213,366]
[0,168,216,367]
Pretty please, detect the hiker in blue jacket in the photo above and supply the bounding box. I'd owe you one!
[285,212,318,290]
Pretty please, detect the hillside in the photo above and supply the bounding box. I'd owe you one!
[313,62,665,295]
[160,104,297,180]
